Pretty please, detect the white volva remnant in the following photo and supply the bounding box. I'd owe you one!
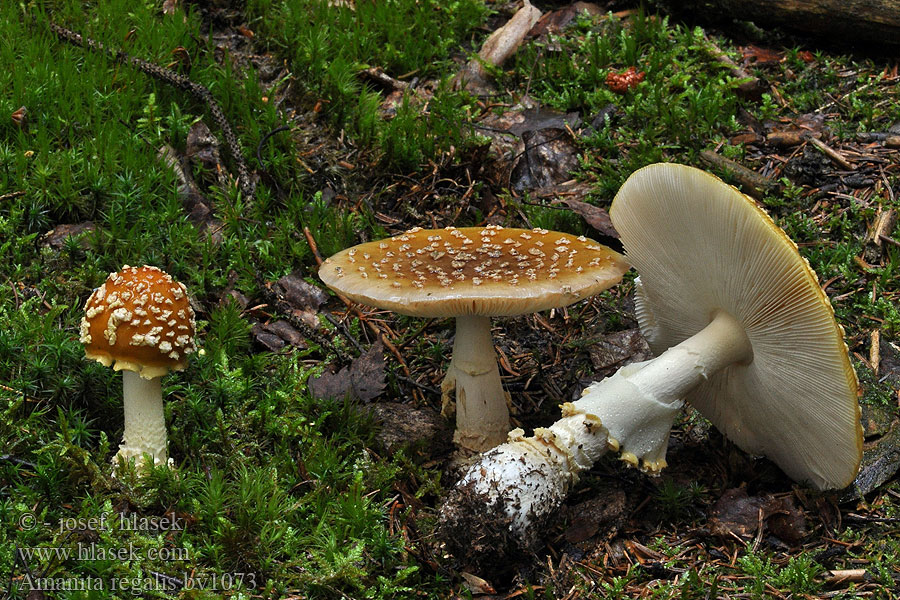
[440,163,862,558]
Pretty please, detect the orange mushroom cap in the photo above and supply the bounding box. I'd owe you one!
[80,265,197,379]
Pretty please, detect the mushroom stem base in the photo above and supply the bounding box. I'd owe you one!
[438,410,611,564]
[445,315,511,452]
[438,311,754,563]
[115,371,170,469]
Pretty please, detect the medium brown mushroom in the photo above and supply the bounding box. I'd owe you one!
[319,225,627,452]
[80,265,197,468]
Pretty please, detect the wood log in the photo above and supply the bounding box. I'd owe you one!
[671,0,900,44]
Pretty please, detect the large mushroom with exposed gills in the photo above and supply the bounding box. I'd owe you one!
[80,265,197,469]
[319,225,627,452]
[437,163,863,564]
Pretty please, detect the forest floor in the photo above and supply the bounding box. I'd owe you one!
[1,0,899,598]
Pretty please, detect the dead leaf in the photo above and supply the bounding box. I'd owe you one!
[252,324,286,352]
[186,121,224,177]
[766,495,807,545]
[741,45,784,66]
[731,132,763,145]
[266,320,306,347]
[460,571,496,596]
[529,2,603,38]
[269,272,329,329]
[168,46,192,72]
[564,487,626,543]
[272,273,328,311]
[560,198,619,239]
[366,402,450,456]
[40,222,95,249]
[158,144,223,242]
[589,329,651,372]
[309,340,386,403]
[11,106,27,128]
[626,539,666,562]
[709,487,768,539]
[252,320,307,352]
[505,107,581,137]
[709,488,806,544]
[510,128,580,191]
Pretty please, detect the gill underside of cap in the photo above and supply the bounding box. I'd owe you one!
[610,163,862,490]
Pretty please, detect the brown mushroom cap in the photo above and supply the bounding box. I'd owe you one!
[80,265,197,379]
[318,225,628,318]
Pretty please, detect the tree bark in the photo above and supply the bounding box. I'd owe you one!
[675,0,900,44]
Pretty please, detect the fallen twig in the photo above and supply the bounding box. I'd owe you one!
[701,34,766,99]
[0,191,26,202]
[700,150,777,198]
[49,22,255,198]
[454,0,542,93]
[808,136,855,170]
[256,125,291,169]
[824,569,868,586]
[0,454,38,470]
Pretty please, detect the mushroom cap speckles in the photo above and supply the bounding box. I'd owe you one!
[318,226,628,318]
[80,265,197,379]
[610,163,862,490]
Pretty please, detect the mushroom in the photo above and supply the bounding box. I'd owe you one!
[438,164,862,563]
[318,225,627,452]
[80,265,197,468]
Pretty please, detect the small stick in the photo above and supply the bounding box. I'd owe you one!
[0,454,38,470]
[870,329,881,376]
[869,208,897,246]
[256,125,291,169]
[0,383,39,403]
[303,226,326,266]
[50,22,255,198]
[322,312,364,354]
[0,191,26,202]
[824,569,868,585]
[700,150,777,198]
[879,234,900,248]
[767,130,810,147]
[808,137,855,170]
[702,34,765,98]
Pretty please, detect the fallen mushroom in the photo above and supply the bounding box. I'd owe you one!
[438,164,862,564]
[318,225,627,452]
[80,265,197,469]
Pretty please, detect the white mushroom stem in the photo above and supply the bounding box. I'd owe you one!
[442,315,511,452]
[115,370,169,468]
[440,311,753,551]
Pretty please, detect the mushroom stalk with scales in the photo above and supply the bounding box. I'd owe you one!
[438,164,862,564]
[318,225,627,452]
[119,370,168,462]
